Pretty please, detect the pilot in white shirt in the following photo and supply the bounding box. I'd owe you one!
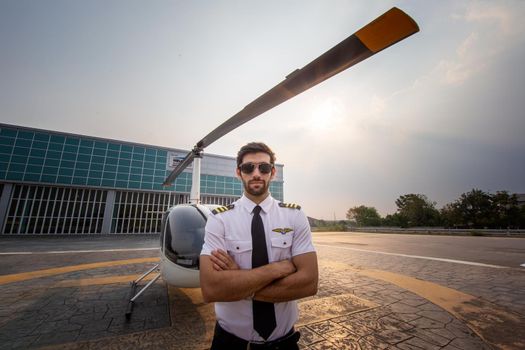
[199,142,318,350]
[201,194,315,341]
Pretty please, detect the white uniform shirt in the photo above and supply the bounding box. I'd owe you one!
[201,194,315,341]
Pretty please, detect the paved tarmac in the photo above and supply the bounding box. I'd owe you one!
[313,232,525,268]
[0,233,524,349]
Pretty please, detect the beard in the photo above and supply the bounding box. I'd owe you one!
[242,178,270,197]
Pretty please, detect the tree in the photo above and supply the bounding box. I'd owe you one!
[346,205,382,226]
[441,189,493,228]
[520,205,525,228]
[440,202,462,228]
[456,188,493,228]
[491,191,521,228]
[441,189,525,229]
[394,194,440,227]
[382,213,407,227]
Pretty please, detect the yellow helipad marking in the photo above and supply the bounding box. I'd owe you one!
[0,257,159,285]
[174,287,206,305]
[359,269,525,350]
[53,273,159,287]
[0,247,159,255]
[297,293,377,326]
[320,258,525,350]
[167,286,216,348]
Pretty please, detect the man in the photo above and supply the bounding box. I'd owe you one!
[200,142,318,350]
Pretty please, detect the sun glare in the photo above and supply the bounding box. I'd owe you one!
[307,98,343,131]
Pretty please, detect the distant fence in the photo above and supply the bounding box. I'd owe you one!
[346,227,525,236]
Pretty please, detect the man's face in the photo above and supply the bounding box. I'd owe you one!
[236,152,275,198]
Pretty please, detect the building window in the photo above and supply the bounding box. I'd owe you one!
[111,190,178,234]
[2,184,106,234]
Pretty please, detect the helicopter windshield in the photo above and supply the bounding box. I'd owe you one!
[164,205,207,269]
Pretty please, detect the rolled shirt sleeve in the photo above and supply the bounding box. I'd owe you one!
[201,213,226,256]
[291,209,316,257]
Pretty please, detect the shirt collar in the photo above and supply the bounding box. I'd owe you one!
[239,194,274,214]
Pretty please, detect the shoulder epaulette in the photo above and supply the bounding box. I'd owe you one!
[212,204,235,215]
[278,202,301,210]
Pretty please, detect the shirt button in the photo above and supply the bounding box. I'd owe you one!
[283,242,287,245]
[236,247,240,250]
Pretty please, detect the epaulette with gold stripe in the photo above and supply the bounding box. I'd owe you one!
[278,202,301,210]
[211,204,235,215]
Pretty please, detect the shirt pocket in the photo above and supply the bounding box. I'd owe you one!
[270,235,293,261]
[225,239,252,269]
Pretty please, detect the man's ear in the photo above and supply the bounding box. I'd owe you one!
[270,166,276,181]
[236,167,241,179]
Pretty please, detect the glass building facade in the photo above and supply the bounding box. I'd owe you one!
[0,124,284,234]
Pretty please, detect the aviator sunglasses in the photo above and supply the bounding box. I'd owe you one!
[238,162,274,174]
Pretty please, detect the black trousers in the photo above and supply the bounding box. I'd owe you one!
[210,322,300,350]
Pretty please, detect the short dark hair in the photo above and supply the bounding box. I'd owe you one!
[236,142,276,167]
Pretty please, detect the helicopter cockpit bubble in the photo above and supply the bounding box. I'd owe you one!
[162,204,214,269]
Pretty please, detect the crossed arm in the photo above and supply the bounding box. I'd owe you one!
[199,250,318,303]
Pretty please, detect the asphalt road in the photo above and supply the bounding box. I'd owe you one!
[312,232,525,269]
[0,235,160,253]
[0,236,159,275]
[2,232,523,269]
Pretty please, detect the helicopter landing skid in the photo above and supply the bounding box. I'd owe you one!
[125,263,161,320]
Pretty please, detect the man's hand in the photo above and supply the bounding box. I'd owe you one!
[271,259,297,278]
[254,252,318,303]
[210,250,239,271]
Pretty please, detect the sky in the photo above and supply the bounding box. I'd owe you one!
[1,0,524,220]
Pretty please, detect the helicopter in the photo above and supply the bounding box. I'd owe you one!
[125,7,419,318]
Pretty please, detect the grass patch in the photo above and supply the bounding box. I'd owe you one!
[312,225,347,232]
[469,230,485,236]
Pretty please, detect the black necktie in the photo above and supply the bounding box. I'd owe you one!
[251,205,277,340]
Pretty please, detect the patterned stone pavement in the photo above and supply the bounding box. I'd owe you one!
[296,257,492,350]
[313,243,525,317]
[0,235,524,349]
[0,260,169,349]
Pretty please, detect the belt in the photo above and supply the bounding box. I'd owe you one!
[213,322,300,350]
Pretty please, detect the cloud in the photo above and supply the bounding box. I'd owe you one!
[332,0,525,153]
[438,32,487,85]
[442,1,525,85]
[462,1,514,34]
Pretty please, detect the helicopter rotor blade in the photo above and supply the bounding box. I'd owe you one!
[196,7,418,149]
[162,151,196,186]
[163,7,419,186]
